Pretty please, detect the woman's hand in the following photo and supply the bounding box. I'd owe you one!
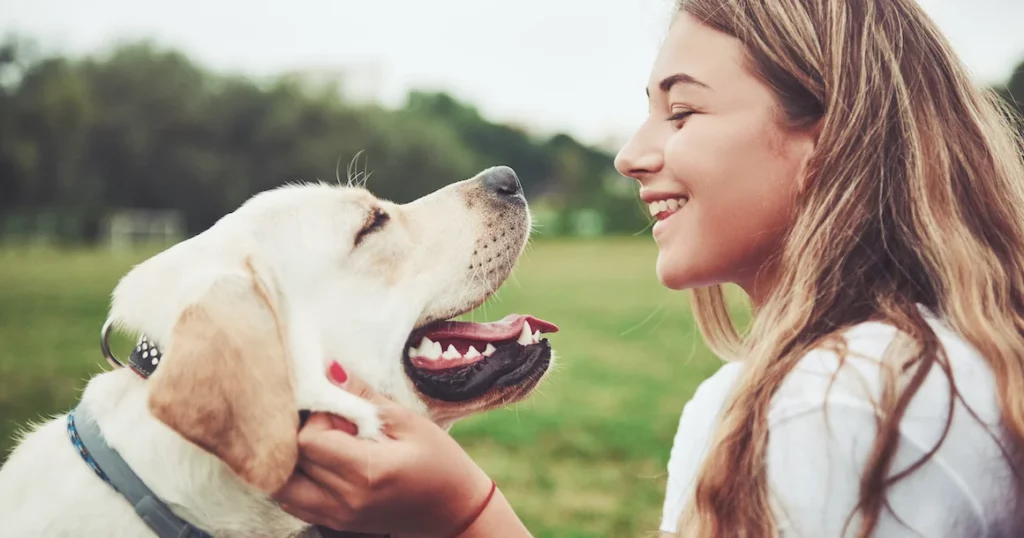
[272,361,496,537]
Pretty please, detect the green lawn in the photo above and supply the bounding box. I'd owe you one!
[0,238,740,537]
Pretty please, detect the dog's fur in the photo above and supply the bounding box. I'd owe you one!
[0,169,548,537]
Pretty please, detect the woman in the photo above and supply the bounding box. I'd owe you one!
[274,0,1024,536]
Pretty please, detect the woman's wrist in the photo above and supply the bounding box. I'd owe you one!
[446,479,498,537]
[450,487,531,538]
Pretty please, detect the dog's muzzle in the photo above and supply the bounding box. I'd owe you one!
[403,338,552,402]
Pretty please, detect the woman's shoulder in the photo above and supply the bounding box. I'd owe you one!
[770,308,1001,426]
[662,309,1019,536]
[763,310,1020,537]
[672,306,1000,429]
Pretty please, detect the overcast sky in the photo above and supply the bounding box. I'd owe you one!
[3,0,1023,148]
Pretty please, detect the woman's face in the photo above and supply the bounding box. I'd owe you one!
[615,14,816,301]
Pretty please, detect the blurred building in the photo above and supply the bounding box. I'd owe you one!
[281,61,386,104]
[101,209,185,251]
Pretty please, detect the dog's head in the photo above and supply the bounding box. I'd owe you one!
[108,166,557,493]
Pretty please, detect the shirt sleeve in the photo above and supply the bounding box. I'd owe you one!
[658,395,702,534]
[660,362,744,534]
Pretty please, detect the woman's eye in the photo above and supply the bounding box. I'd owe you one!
[667,110,695,125]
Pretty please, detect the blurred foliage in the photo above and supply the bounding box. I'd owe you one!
[0,35,650,243]
[994,61,1024,132]
[1,34,1022,245]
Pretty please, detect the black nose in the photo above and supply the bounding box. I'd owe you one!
[481,166,523,198]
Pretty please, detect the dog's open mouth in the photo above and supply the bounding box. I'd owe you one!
[402,314,558,402]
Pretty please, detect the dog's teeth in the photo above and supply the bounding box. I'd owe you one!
[424,341,442,360]
[412,338,430,358]
[484,343,496,357]
[415,337,434,357]
[532,330,541,343]
[442,344,461,360]
[408,347,418,358]
[465,346,482,359]
[517,321,533,346]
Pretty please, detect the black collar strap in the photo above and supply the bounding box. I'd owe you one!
[129,335,163,379]
[99,320,161,379]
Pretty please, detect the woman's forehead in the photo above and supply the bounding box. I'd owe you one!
[647,14,748,96]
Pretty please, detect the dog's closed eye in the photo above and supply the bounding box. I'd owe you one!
[354,207,390,246]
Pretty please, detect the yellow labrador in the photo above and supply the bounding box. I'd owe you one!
[0,166,557,537]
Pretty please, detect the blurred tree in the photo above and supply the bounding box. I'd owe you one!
[0,36,653,242]
[404,91,554,197]
[0,37,37,215]
[1002,60,1024,130]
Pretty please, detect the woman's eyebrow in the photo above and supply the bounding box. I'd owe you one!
[647,72,712,97]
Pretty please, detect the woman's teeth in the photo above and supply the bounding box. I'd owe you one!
[648,197,688,217]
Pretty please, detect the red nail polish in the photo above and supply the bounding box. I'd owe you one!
[328,361,348,384]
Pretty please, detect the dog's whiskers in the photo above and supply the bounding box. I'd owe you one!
[469,263,486,298]
[345,150,373,188]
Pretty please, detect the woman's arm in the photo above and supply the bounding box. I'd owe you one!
[274,362,532,537]
[316,491,532,538]
[452,489,532,538]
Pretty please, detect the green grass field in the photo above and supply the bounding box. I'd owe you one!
[0,238,740,537]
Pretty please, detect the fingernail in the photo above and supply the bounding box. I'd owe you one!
[328,361,348,384]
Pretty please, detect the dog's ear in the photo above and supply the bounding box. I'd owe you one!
[147,258,298,493]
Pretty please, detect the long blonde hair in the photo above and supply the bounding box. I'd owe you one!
[676,0,1024,536]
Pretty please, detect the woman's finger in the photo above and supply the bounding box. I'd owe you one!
[325,362,423,439]
[296,454,377,503]
[279,502,336,530]
[318,529,392,538]
[273,469,352,516]
[297,425,395,479]
[327,361,394,407]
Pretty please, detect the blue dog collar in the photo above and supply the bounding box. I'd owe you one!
[67,406,213,538]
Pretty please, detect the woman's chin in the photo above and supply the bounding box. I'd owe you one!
[656,253,694,290]
[656,252,720,291]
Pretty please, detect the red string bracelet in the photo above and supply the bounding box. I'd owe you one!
[447,479,498,538]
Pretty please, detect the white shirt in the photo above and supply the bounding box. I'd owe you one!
[660,310,1024,537]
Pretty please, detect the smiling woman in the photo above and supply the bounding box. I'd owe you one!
[271,1,1024,537]
[621,14,816,298]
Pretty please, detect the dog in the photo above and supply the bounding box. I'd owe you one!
[0,165,558,537]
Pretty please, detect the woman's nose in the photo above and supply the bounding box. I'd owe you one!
[614,127,664,182]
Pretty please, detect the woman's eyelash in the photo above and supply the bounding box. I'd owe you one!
[667,110,696,123]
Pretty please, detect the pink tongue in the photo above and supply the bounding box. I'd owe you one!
[420,314,558,341]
